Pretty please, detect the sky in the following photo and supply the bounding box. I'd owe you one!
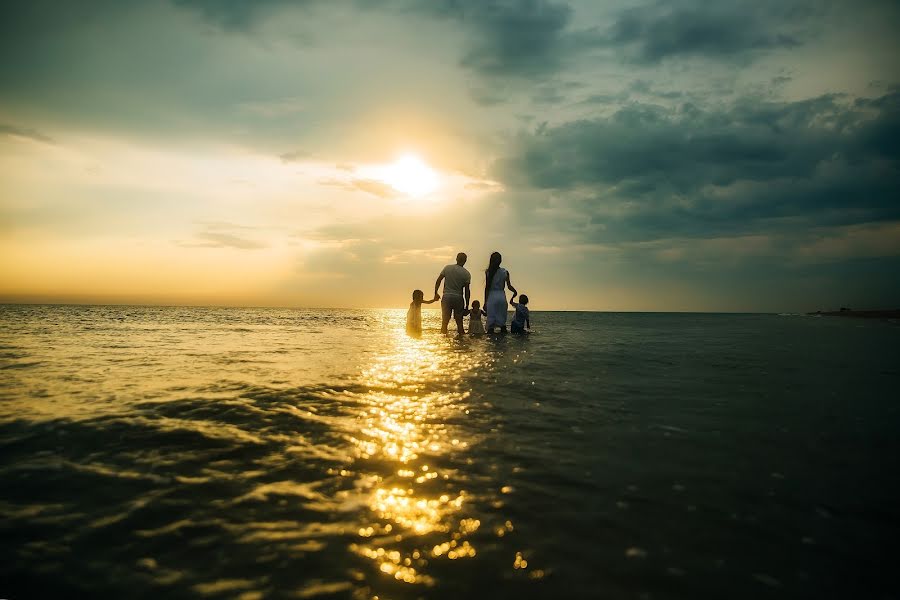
[1,0,898,311]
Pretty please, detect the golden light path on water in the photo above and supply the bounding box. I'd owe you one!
[346,328,488,589]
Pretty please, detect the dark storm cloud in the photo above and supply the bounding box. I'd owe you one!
[494,91,900,240]
[574,0,820,63]
[424,0,572,77]
[170,0,817,79]
[172,0,574,78]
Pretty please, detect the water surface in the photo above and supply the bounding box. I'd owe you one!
[1,306,898,599]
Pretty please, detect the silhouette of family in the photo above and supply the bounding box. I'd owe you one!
[406,252,531,337]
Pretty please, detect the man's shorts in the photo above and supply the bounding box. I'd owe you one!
[441,295,465,320]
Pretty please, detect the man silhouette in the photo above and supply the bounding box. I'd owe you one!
[434,252,471,336]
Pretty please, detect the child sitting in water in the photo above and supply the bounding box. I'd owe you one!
[509,294,530,334]
[406,289,439,337]
[468,300,486,335]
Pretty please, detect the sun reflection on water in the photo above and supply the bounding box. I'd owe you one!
[347,328,486,588]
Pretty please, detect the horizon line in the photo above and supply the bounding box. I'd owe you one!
[0,299,811,314]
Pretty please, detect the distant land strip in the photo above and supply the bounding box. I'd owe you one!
[808,309,900,318]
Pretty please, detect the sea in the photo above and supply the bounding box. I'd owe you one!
[1,305,898,600]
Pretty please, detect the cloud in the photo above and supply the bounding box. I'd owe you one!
[464,181,503,191]
[431,0,573,78]
[349,178,397,199]
[178,223,267,249]
[383,246,456,264]
[618,221,900,267]
[193,232,267,249]
[172,0,574,79]
[0,123,55,144]
[293,238,385,276]
[317,177,397,199]
[574,0,818,64]
[279,150,312,163]
[794,221,900,262]
[493,91,900,241]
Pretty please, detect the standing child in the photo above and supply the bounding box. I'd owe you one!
[468,300,486,335]
[406,290,439,337]
[509,294,530,334]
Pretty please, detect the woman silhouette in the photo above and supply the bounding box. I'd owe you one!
[484,251,517,334]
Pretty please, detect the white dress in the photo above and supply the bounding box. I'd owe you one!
[406,302,421,336]
[468,309,486,335]
[485,267,508,329]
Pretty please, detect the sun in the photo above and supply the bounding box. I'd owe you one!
[381,154,439,198]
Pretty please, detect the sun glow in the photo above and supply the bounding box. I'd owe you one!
[381,154,439,197]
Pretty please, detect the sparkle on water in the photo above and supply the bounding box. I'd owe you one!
[348,329,486,585]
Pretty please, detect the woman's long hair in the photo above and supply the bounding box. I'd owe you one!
[484,251,502,302]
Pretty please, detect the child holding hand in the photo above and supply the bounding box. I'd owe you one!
[509,294,530,334]
[406,289,439,337]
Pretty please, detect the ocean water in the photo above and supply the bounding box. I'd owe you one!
[1,305,898,600]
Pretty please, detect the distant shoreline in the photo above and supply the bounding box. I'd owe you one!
[807,309,900,319]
